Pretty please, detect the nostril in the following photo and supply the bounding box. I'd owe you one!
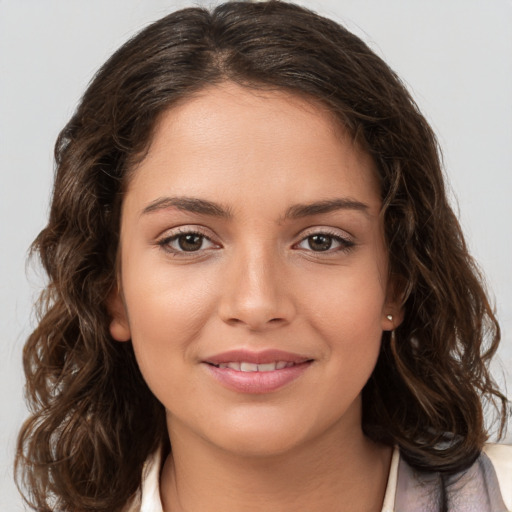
[225,318,243,326]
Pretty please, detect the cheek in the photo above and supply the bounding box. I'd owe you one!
[299,261,387,335]
[121,257,219,386]
[297,255,386,376]
[123,246,217,327]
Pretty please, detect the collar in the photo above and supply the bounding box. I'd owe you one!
[129,445,400,511]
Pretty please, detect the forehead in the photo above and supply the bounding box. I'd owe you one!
[126,82,380,213]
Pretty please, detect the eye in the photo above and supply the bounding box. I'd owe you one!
[295,232,354,253]
[157,229,219,254]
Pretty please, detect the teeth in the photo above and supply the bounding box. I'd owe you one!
[216,361,294,372]
[240,362,259,372]
[258,363,277,372]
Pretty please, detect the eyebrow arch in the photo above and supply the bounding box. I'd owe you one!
[283,198,370,220]
[141,196,232,218]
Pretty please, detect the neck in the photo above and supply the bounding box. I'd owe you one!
[160,419,392,512]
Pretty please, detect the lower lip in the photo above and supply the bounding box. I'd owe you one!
[203,362,312,394]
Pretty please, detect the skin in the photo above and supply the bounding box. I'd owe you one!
[110,82,403,511]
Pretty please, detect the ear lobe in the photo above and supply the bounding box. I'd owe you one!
[107,289,131,342]
[382,304,405,331]
[382,277,406,331]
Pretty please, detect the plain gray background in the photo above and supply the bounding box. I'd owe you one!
[1,0,511,509]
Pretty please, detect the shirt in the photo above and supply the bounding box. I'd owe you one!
[123,443,512,511]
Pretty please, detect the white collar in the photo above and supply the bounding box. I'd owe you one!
[128,445,400,512]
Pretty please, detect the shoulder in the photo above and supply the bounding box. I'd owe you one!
[483,443,512,511]
[391,443,512,512]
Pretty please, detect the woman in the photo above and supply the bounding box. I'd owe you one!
[16,1,511,511]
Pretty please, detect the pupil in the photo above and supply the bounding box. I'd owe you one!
[178,234,203,251]
[309,234,332,251]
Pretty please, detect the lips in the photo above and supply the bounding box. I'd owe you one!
[205,349,311,366]
[212,361,295,372]
[203,349,313,393]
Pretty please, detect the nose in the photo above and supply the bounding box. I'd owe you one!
[218,246,296,331]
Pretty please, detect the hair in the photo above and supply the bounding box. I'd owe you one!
[16,1,509,511]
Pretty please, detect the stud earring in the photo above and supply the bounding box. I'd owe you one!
[386,314,393,321]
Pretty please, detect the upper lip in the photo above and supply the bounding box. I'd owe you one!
[204,349,312,365]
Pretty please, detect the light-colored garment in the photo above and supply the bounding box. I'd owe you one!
[124,444,512,511]
[382,444,512,511]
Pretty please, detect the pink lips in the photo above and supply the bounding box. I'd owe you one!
[203,349,313,394]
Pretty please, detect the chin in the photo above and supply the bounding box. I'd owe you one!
[213,427,306,459]
[195,406,327,459]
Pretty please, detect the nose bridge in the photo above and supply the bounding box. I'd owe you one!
[219,239,293,329]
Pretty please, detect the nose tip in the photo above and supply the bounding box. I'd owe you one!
[217,256,295,331]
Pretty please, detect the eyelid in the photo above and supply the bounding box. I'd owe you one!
[297,226,354,242]
[155,225,355,255]
[293,226,355,252]
[156,225,222,254]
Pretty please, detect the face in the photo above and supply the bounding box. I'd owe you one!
[110,83,401,457]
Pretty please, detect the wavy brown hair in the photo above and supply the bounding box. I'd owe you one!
[16,1,509,510]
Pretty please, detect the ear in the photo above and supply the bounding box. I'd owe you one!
[107,287,131,342]
[381,276,405,331]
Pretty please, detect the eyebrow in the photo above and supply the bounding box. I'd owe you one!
[283,198,370,220]
[141,196,369,219]
[141,196,232,218]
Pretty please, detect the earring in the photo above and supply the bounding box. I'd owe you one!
[386,314,393,321]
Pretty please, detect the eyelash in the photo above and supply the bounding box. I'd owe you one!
[157,228,218,256]
[293,229,355,254]
[156,227,355,256]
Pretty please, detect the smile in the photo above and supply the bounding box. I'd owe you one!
[203,350,313,393]
[210,361,296,372]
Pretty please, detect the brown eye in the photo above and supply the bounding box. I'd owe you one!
[178,234,204,251]
[307,234,333,251]
[158,230,218,254]
[295,231,355,254]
